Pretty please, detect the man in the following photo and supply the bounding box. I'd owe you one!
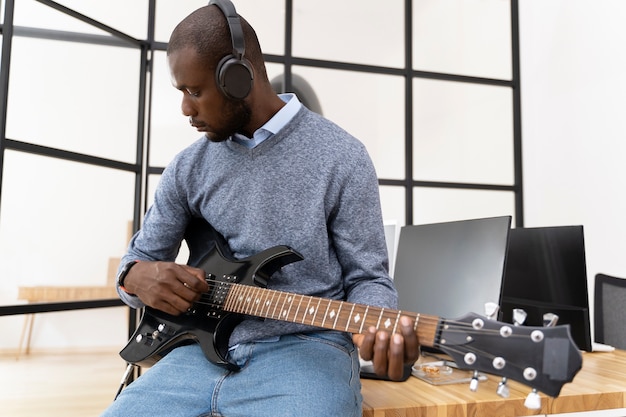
[102,1,419,416]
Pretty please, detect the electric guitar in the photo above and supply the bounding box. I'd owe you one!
[120,225,582,398]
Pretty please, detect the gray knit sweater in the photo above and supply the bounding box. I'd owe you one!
[118,106,398,346]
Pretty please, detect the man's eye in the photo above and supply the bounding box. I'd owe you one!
[186,90,200,97]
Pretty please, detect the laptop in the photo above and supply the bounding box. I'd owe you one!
[394,216,511,319]
[360,215,512,380]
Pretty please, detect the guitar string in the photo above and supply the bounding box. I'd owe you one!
[182,279,533,339]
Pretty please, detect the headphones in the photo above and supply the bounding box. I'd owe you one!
[209,0,254,100]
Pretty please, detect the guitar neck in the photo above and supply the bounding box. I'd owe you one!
[223,283,440,347]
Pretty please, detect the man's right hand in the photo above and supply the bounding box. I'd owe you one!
[121,261,210,315]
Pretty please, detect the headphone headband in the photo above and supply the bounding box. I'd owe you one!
[209,0,245,59]
[208,0,254,100]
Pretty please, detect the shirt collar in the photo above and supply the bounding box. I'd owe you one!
[232,93,302,148]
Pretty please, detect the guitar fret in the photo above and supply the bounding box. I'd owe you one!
[254,288,267,317]
[292,294,305,322]
[284,294,295,321]
[268,289,279,319]
[359,305,369,334]
[302,296,313,324]
[238,285,253,314]
[249,287,261,316]
[321,299,332,328]
[333,301,344,329]
[391,311,401,334]
[376,308,384,330]
[244,285,257,315]
[311,298,322,326]
[345,304,356,332]
[278,291,289,320]
[262,289,277,319]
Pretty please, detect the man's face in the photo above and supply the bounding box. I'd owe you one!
[168,47,251,142]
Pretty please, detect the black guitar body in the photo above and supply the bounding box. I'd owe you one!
[119,219,304,369]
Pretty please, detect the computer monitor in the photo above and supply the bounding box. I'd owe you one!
[499,225,592,351]
[393,216,512,320]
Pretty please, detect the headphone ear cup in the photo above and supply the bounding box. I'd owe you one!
[216,55,254,100]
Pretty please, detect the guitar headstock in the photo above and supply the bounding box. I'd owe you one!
[435,312,582,397]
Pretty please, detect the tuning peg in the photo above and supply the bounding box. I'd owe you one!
[484,302,499,320]
[512,308,527,326]
[543,312,559,327]
[469,370,480,392]
[495,308,526,397]
[524,388,541,410]
[496,377,510,398]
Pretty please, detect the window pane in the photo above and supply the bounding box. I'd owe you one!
[293,0,404,68]
[0,152,136,301]
[6,37,140,162]
[380,185,406,228]
[413,188,516,225]
[149,51,203,168]
[412,0,512,79]
[14,0,148,40]
[413,78,514,185]
[235,0,286,56]
[155,0,207,44]
[293,66,405,180]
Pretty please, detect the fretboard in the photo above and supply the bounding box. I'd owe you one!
[223,282,439,346]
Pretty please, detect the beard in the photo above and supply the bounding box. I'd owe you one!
[206,98,252,142]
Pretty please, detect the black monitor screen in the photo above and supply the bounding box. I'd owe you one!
[393,216,511,320]
[500,225,592,351]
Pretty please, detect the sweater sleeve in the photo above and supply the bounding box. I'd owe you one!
[329,147,398,309]
[115,157,193,309]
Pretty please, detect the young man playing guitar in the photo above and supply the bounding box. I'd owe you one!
[101,1,419,416]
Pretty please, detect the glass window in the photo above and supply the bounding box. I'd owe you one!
[235,0,286,56]
[154,0,207,43]
[5,36,141,163]
[293,0,404,68]
[14,0,149,40]
[149,51,203,168]
[293,66,405,180]
[380,185,406,228]
[0,151,136,300]
[413,78,514,185]
[413,187,516,226]
[412,0,512,80]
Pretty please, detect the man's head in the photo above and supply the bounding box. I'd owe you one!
[166,3,267,141]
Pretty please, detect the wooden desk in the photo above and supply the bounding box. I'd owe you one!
[361,350,626,416]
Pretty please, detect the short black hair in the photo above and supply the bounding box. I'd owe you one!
[167,5,267,81]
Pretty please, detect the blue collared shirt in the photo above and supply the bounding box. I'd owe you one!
[232,93,302,148]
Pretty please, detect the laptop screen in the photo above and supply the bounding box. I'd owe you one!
[393,216,511,320]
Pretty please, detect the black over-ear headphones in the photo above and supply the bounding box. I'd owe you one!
[209,0,254,100]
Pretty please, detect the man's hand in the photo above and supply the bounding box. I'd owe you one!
[353,315,420,381]
[121,261,209,315]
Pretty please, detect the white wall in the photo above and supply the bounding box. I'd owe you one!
[519,1,626,324]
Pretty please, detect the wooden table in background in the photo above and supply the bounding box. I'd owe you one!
[16,285,118,356]
[361,349,626,417]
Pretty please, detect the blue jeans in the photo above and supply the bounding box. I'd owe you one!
[101,331,362,417]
